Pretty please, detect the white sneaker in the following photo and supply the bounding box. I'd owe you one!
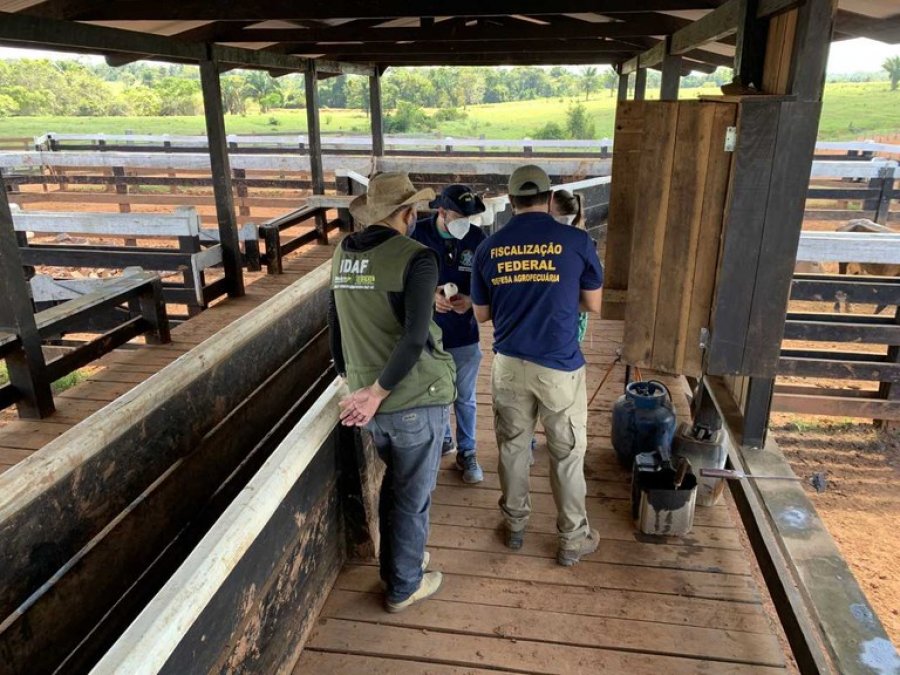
[385,571,443,613]
[380,552,430,589]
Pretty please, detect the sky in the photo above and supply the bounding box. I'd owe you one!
[0,37,897,74]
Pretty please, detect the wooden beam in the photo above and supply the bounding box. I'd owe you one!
[208,14,690,43]
[199,53,244,298]
[351,54,625,67]
[757,0,804,17]
[620,55,639,75]
[70,1,730,21]
[0,10,366,75]
[370,71,384,158]
[789,0,838,102]
[638,40,667,69]
[290,39,637,57]
[617,72,629,101]
[315,60,376,77]
[660,51,682,99]
[734,0,769,90]
[305,61,326,246]
[633,68,647,100]
[0,173,54,418]
[834,8,900,44]
[670,0,742,54]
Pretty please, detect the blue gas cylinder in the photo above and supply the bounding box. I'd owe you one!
[612,380,677,467]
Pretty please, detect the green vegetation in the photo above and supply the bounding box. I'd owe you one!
[51,369,88,393]
[0,62,896,141]
[0,363,87,393]
[884,56,900,91]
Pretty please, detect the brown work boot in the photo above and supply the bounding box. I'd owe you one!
[557,528,600,567]
[385,571,443,613]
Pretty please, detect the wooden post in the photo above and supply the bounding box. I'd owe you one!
[617,72,629,101]
[735,0,769,91]
[659,53,682,100]
[199,52,244,298]
[305,59,328,245]
[369,70,385,160]
[233,167,251,223]
[0,173,54,418]
[738,0,838,448]
[634,68,647,100]
[335,174,354,232]
[874,165,895,224]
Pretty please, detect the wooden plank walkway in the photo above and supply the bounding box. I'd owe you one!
[0,238,339,473]
[0,249,792,672]
[297,321,790,674]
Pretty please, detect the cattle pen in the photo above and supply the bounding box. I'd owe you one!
[0,2,899,675]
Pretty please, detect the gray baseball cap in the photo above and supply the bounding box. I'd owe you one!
[508,164,552,196]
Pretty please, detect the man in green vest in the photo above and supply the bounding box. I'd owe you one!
[329,172,456,613]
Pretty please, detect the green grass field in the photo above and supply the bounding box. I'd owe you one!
[0,81,897,142]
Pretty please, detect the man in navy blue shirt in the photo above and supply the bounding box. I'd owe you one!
[471,165,603,566]
[412,184,488,484]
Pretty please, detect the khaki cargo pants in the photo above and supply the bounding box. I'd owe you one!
[491,352,590,549]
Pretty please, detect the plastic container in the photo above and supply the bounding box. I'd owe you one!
[673,422,727,506]
[631,451,698,536]
[612,381,677,467]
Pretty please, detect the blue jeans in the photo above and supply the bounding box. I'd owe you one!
[445,343,482,456]
[367,405,448,603]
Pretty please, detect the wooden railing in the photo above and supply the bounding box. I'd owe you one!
[774,230,900,420]
[0,266,334,672]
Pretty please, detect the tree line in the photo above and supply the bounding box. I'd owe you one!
[0,58,895,120]
[0,59,728,118]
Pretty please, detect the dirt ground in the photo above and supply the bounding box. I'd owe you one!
[772,416,900,644]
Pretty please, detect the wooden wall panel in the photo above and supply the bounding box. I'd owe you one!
[622,102,679,365]
[652,102,716,373]
[161,433,343,674]
[683,104,738,375]
[762,10,798,95]
[619,101,735,377]
[742,101,823,375]
[601,101,645,320]
[706,99,781,375]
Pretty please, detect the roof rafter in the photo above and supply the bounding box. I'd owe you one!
[65,0,732,22]
[284,38,639,57]
[0,10,373,75]
[197,14,690,43]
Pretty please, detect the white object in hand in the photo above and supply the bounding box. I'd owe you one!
[443,282,458,298]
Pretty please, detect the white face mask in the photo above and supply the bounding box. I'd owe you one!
[446,217,472,240]
[554,214,577,226]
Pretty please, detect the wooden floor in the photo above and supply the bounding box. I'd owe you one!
[1,246,790,673]
[0,238,339,473]
[297,322,790,674]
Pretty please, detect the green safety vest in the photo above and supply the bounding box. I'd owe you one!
[331,233,456,414]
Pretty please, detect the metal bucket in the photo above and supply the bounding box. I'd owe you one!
[632,452,698,536]
[673,422,727,507]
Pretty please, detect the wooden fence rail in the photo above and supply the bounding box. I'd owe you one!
[774,231,900,421]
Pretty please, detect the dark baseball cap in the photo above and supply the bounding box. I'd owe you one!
[429,184,486,216]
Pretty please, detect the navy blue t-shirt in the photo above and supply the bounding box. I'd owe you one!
[471,211,603,371]
[411,214,487,349]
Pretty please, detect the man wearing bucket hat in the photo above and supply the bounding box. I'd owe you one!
[412,184,488,485]
[470,164,604,566]
[329,171,456,611]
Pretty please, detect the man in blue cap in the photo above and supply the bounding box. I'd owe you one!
[412,184,487,484]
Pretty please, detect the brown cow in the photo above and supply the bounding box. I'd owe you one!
[835,218,900,313]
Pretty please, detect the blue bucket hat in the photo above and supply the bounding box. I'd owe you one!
[429,184,486,216]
